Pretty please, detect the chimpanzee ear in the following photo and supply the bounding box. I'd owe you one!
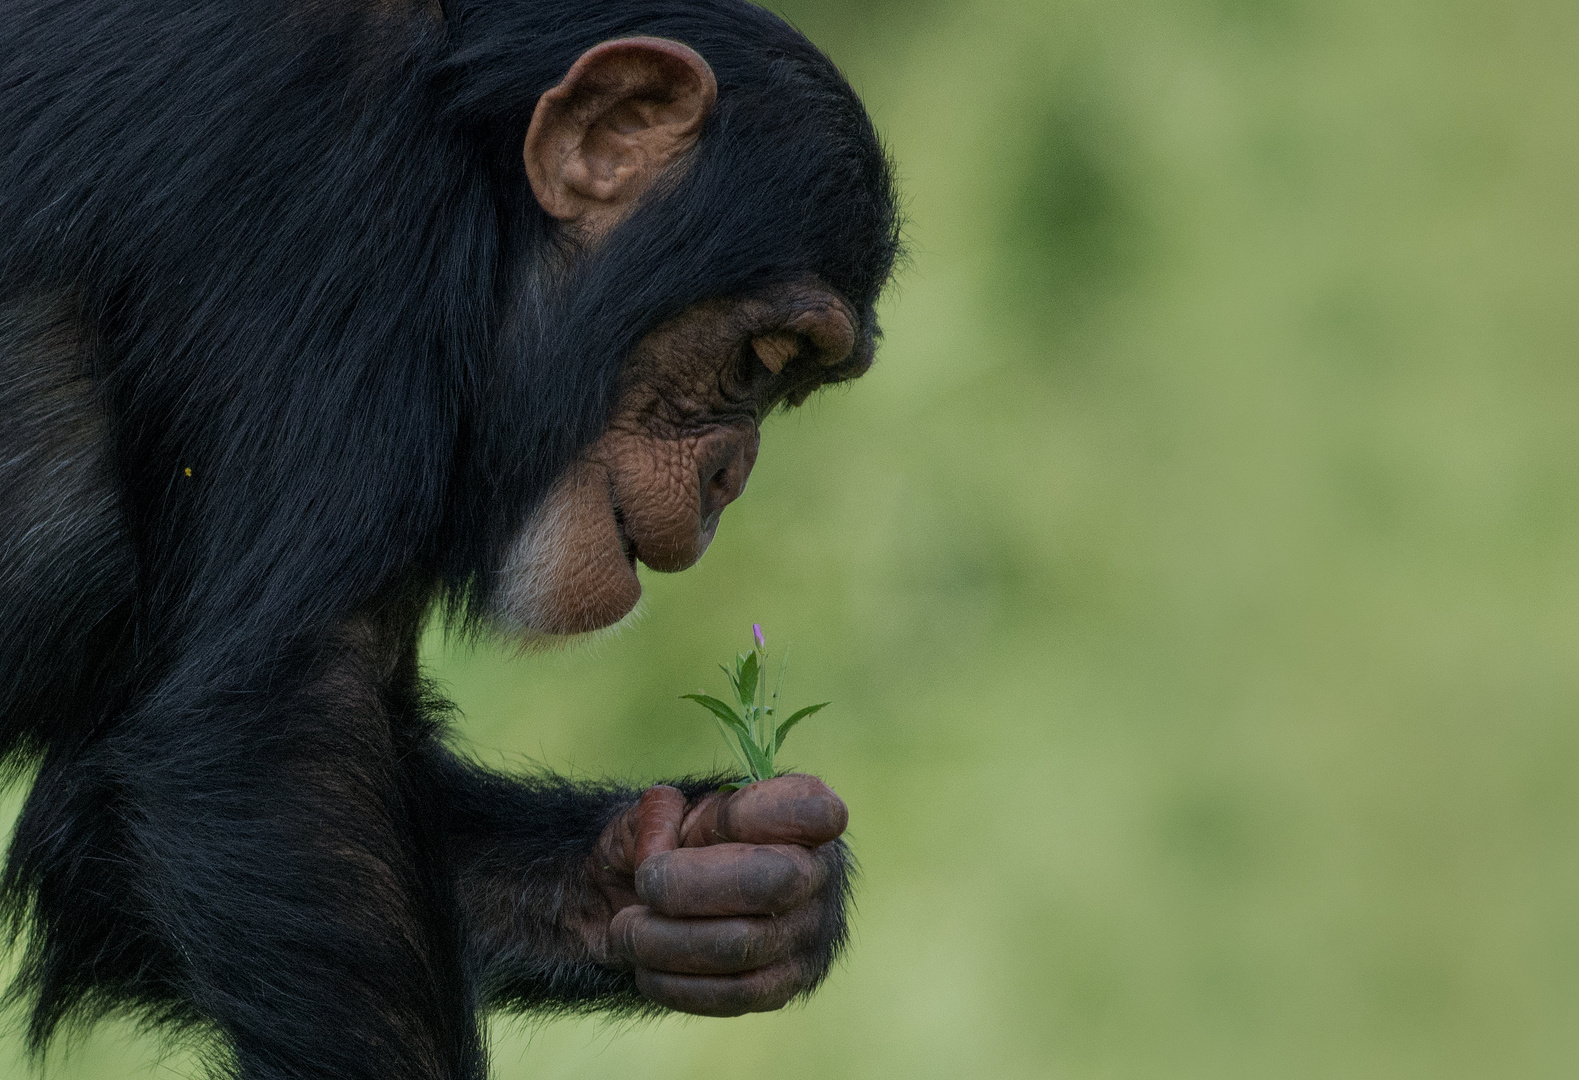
[524,37,717,236]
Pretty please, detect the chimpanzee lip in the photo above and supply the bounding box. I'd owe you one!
[610,504,638,569]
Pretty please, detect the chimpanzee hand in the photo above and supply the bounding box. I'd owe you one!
[586,774,850,1016]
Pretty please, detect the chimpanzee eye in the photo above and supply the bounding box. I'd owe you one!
[728,339,777,398]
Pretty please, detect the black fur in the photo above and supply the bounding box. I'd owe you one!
[0,1,898,1077]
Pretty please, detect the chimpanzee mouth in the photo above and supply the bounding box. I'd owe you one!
[611,505,638,569]
[698,510,722,552]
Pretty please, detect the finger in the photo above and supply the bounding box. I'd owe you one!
[635,965,805,1017]
[681,773,847,848]
[610,906,791,974]
[632,784,687,866]
[635,843,826,917]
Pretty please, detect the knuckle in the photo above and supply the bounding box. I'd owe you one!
[607,905,645,967]
[744,966,803,1013]
[738,846,804,906]
[711,917,779,969]
[633,849,674,905]
[618,928,638,965]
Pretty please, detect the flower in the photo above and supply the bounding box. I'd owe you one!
[682,626,830,789]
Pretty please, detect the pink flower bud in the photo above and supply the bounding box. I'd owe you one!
[752,623,765,649]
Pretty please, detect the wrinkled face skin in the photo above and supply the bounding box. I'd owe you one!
[494,279,871,638]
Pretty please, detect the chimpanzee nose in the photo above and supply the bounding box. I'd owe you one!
[697,426,760,539]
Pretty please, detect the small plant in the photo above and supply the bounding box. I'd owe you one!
[683,624,830,789]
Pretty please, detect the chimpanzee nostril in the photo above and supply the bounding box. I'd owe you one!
[696,427,760,528]
[698,451,741,521]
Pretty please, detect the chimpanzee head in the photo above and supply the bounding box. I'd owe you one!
[449,9,901,637]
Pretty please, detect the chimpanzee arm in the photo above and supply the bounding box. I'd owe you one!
[418,755,674,1015]
[9,599,849,1080]
[58,617,489,1080]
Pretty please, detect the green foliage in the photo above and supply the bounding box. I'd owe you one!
[681,628,830,787]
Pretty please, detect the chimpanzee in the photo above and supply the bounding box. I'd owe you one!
[0,0,901,1077]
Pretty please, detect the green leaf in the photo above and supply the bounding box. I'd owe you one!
[682,694,750,737]
[738,651,759,709]
[712,718,756,776]
[740,733,773,781]
[773,702,830,753]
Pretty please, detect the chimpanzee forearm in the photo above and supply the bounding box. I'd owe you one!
[425,751,642,1013]
[414,745,715,1014]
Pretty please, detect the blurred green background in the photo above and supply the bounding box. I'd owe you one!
[9,0,1579,1076]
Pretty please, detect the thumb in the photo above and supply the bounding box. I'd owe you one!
[632,784,688,867]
